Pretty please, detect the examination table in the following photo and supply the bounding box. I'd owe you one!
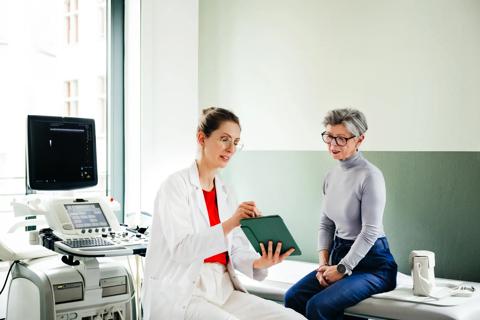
[237,260,480,320]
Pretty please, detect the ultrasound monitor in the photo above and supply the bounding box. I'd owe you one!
[64,203,109,229]
[27,115,97,190]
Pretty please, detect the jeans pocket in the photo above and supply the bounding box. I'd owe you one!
[381,237,391,251]
[331,242,352,264]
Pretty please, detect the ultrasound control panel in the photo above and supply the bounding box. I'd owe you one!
[46,197,121,237]
[54,231,148,257]
[44,197,148,257]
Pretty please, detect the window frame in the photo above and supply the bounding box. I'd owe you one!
[108,0,125,223]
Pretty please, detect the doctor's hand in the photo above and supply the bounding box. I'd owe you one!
[222,201,261,235]
[253,241,295,269]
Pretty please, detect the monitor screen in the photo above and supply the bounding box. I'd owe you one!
[27,115,97,190]
[64,203,109,229]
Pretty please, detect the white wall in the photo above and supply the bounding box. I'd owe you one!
[199,0,480,151]
[138,0,480,209]
[140,0,198,213]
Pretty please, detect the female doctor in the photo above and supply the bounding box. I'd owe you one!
[142,107,305,320]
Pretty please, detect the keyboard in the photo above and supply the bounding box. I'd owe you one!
[61,238,114,248]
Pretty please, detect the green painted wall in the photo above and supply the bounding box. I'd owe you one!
[222,151,480,282]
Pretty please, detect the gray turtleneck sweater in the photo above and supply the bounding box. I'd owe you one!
[318,152,386,272]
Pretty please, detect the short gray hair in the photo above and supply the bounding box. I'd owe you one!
[322,108,368,137]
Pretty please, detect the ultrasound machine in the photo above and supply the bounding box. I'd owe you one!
[4,115,147,320]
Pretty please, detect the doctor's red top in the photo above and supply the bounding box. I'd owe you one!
[203,186,228,265]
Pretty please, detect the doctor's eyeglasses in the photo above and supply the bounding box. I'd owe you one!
[321,131,356,147]
[219,136,244,151]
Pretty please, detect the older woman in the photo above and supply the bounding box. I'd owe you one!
[284,108,397,320]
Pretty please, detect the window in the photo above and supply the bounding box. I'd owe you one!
[0,0,116,231]
[65,79,79,116]
[98,0,106,38]
[65,0,79,44]
[97,76,106,135]
[0,0,8,45]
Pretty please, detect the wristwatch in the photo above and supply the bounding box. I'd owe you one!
[336,263,352,276]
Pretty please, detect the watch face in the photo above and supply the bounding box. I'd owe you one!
[337,264,346,274]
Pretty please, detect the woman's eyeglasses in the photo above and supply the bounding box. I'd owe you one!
[321,131,356,147]
[219,136,244,150]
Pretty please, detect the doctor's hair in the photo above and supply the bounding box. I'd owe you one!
[198,107,241,137]
[323,108,368,137]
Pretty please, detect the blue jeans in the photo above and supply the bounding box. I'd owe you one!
[284,237,397,320]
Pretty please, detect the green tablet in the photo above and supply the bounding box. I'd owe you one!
[240,215,302,256]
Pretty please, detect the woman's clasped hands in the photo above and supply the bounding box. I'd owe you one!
[316,264,345,287]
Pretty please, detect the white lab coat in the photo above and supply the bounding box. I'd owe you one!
[142,162,267,320]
